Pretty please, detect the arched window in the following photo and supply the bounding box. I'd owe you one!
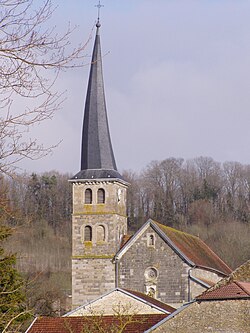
[144,268,158,299]
[147,287,156,298]
[97,225,105,242]
[84,226,92,241]
[97,188,105,204]
[147,233,155,247]
[149,234,155,246]
[85,189,92,204]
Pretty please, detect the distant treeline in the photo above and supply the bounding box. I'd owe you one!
[1,157,250,315]
[2,156,250,273]
[124,157,250,269]
[125,156,250,228]
[2,172,71,274]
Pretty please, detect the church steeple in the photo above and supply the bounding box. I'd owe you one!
[70,13,128,307]
[81,21,116,171]
[74,20,121,180]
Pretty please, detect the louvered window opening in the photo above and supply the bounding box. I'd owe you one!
[84,226,92,241]
[85,189,92,204]
[97,188,105,204]
[149,235,155,246]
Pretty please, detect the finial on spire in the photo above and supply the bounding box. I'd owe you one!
[95,1,104,28]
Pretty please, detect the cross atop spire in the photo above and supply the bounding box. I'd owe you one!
[95,1,104,27]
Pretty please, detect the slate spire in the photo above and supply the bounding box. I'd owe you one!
[80,20,118,175]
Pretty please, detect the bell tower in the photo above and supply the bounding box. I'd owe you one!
[70,17,128,308]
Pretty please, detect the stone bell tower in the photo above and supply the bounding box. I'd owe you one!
[69,18,128,308]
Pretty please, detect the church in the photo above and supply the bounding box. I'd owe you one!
[69,18,231,310]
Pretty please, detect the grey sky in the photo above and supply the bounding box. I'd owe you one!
[19,0,250,175]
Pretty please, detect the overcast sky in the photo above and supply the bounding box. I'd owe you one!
[19,0,250,175]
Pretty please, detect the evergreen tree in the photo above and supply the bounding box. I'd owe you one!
[0,226,29,332]
[0,181,28,332]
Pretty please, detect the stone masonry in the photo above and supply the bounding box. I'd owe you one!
[151,300,250,333]
[118,223,222,308]
[118,224,189,307]
[71,180,128,308]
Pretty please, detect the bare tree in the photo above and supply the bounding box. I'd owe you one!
[64,302,146,333]
[0,0,90,175]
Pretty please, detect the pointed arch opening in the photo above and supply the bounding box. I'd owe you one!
[85,188,92,204]
[97,188,105,204]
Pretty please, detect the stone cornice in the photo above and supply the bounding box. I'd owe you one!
[72,212,127,218]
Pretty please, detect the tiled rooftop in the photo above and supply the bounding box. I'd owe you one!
[155,221,232,275]
[26,314,168,333]
[200,259,250,295]
[197,281,250,300]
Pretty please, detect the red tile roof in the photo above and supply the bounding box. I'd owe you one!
[155,222,232,275]
[123,289,176,313]
[197,281,250,300]
[26,314,168,333]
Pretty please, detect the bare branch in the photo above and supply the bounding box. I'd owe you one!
[0,0,93,175]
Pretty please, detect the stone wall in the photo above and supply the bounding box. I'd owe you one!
[152,300,250,333]
[71,179,128,308]
[72,181,127,217]
[72,214,126,256]
[118,224,225,308]
[118,224,190,306]
[190,267,223,299]
[72,258,115,308]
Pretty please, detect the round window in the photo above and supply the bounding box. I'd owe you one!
[145,267,158,280]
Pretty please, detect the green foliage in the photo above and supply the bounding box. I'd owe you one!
[0,226,28,332]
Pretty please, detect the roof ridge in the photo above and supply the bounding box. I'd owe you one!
[154,221,200,240]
